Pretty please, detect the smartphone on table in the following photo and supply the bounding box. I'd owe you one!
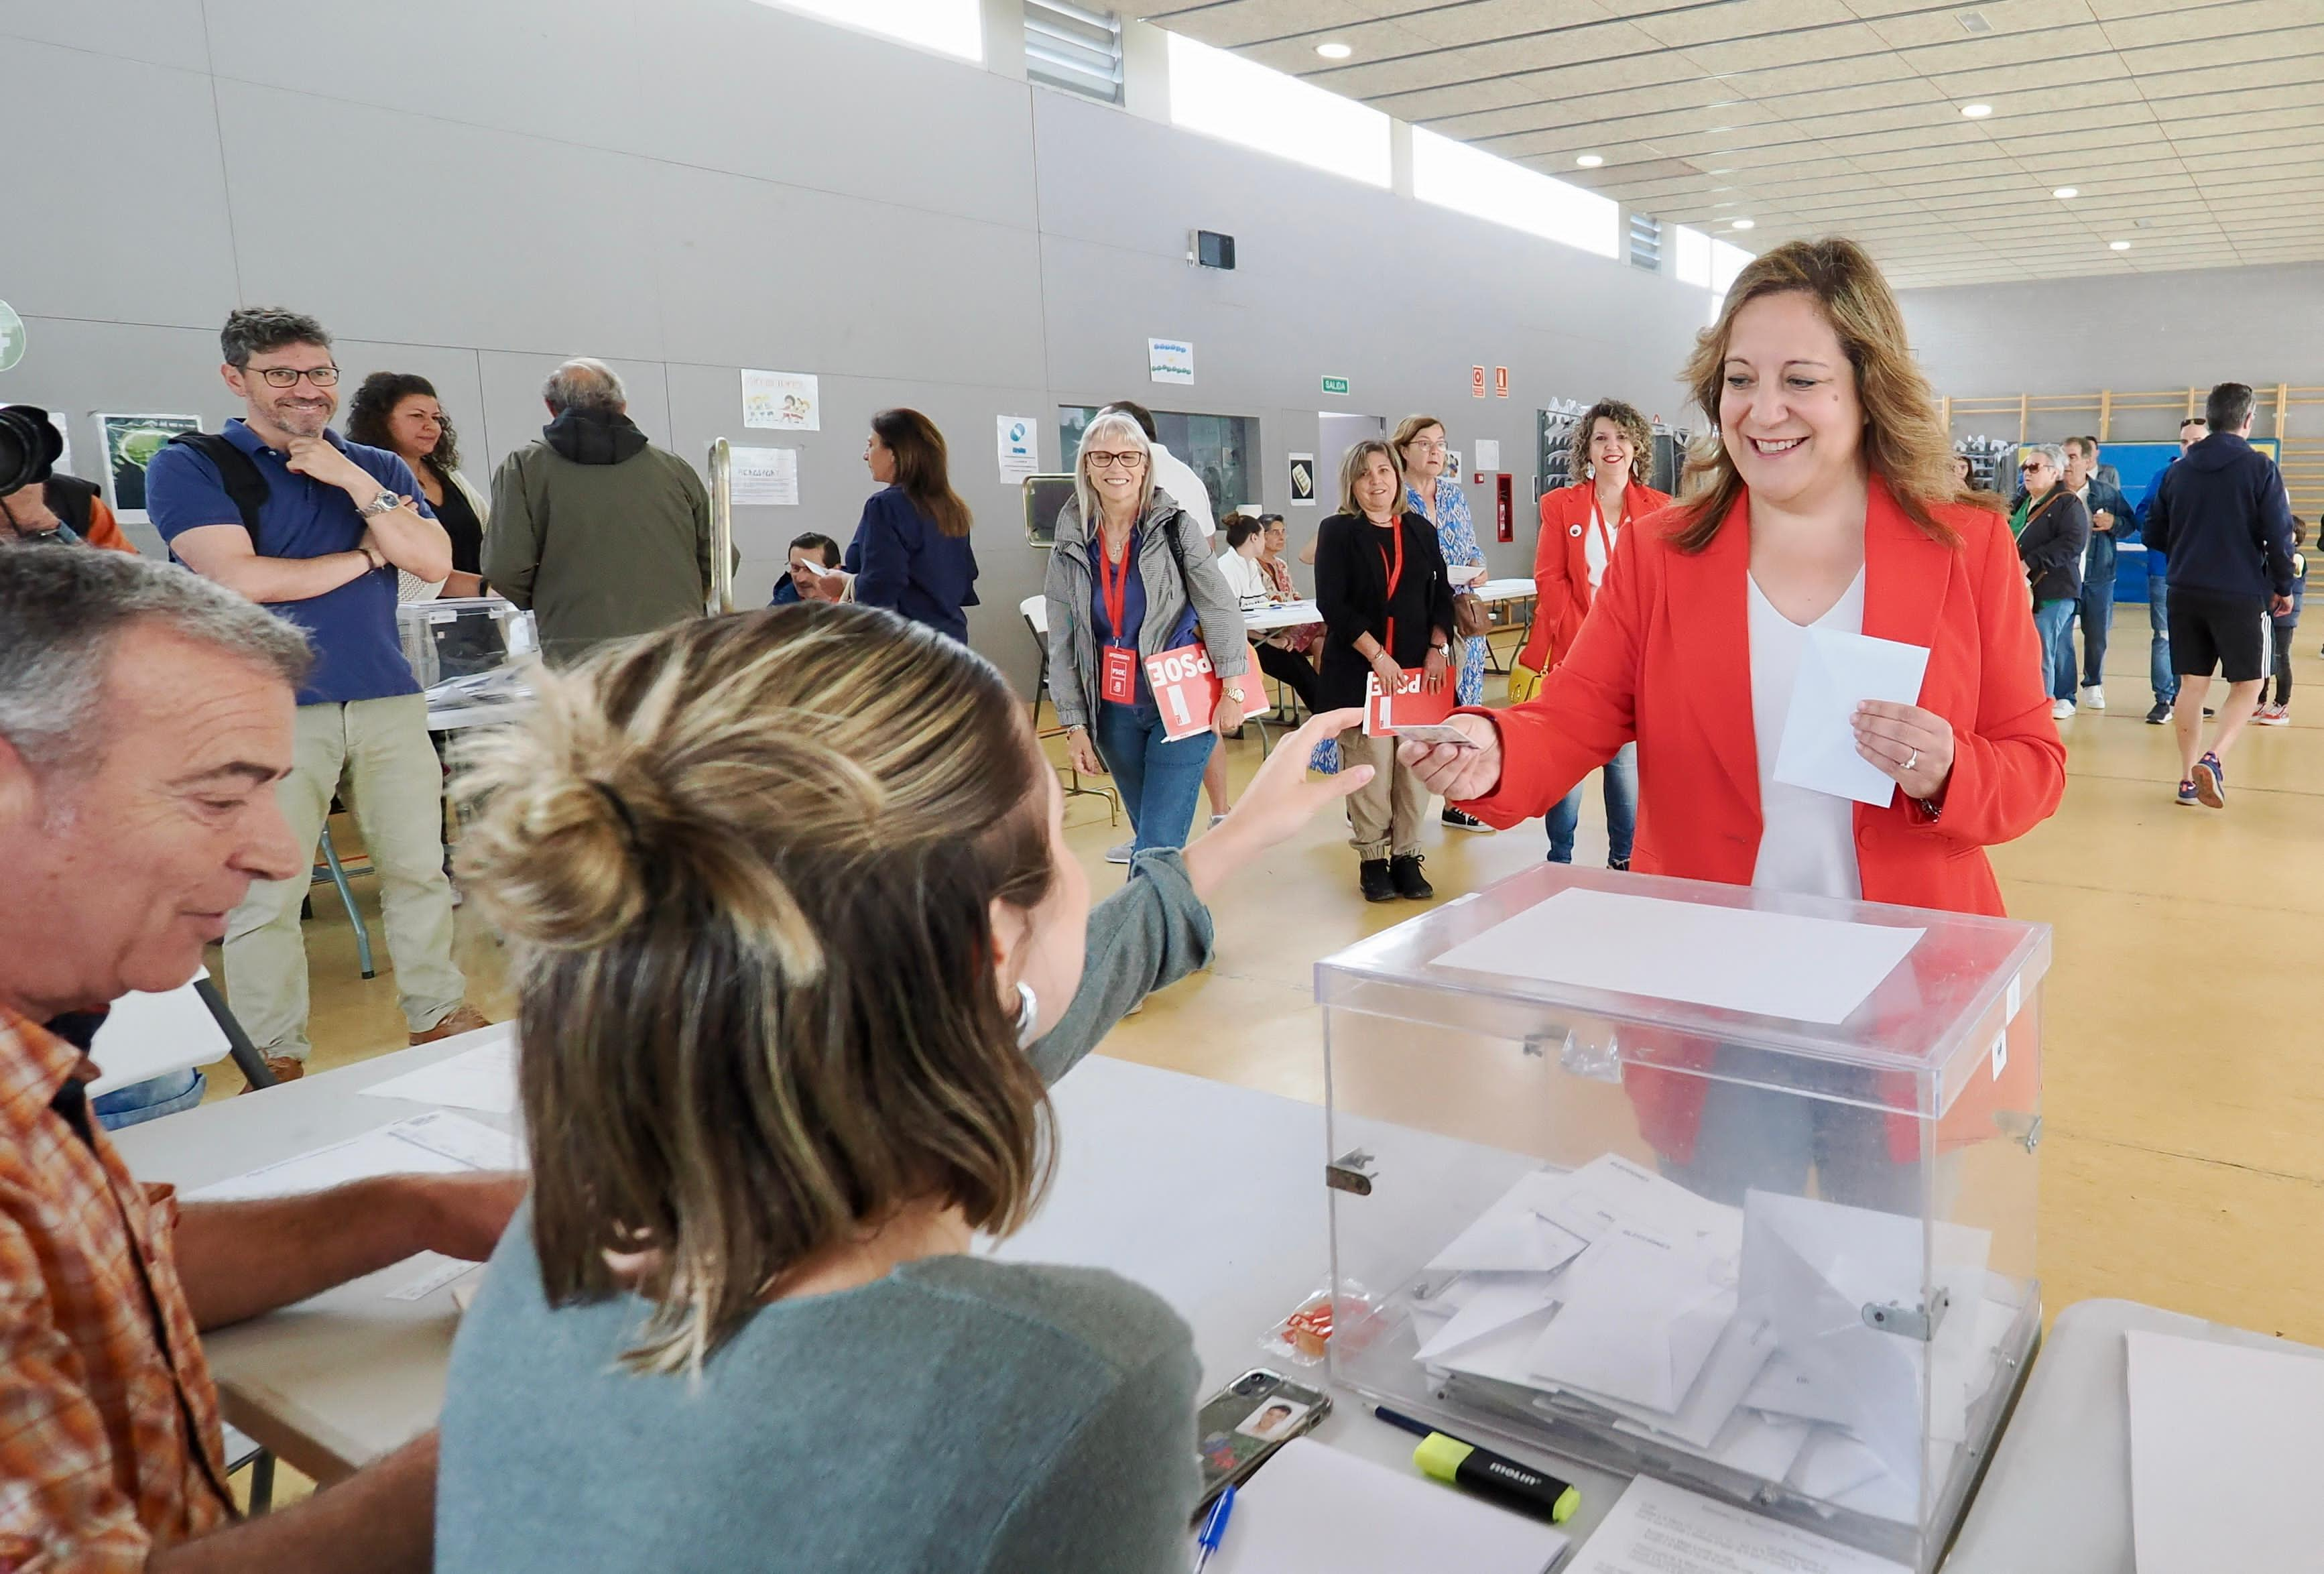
[1193,1368,1333,1512]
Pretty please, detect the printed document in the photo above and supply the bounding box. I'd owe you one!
[1567,1476,1908,1574]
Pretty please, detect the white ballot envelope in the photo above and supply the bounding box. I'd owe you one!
[1415,1278,1563,1362]
[1524,1225,1737,1414]
[1739,1191,1992,1490]
[1425,1171,1593,1274]
[1771,627,1931,808]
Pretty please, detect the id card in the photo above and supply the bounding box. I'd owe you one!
[1144,643,1221,741]
[1100,644,1138,706]
[1364,667,1455,735]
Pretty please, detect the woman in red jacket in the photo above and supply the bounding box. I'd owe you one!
[1518,399,1670,868]
[1402,237,2064,1207]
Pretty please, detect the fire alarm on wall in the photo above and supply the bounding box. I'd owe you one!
[1189,230,1237,269]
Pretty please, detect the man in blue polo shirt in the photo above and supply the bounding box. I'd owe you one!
[146,307,488,1082]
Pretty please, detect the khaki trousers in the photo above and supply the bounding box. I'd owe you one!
[223,694,466,1059]
[1339,727,1427,861]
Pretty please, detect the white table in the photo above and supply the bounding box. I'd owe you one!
[1242,598,1322,634]
[113,1034,1635,1544]
[1941,1297,2324,1572]
[1474,577,1538,604]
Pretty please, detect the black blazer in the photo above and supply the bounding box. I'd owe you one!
[1312,510,1456,711]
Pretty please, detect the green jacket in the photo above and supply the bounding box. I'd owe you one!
[483,413,714,662]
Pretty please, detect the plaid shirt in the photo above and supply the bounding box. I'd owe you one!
[0,1006,232,1571]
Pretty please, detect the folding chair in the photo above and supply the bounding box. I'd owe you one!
[312,820,376,980]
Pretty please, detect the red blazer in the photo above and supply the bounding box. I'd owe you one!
[1461,478,2066,1165]
[1518,479,1670,673]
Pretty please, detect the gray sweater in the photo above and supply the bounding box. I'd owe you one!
[1043,489,1250,731]
[436,851,1215,1573]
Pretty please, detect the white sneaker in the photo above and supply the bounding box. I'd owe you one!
[2082,684,2105,711]
[2051,699,2076,721]
[1105,839,1134,864]
[1210,812,1229,828]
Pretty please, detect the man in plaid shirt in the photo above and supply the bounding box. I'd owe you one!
[0,547,522,1572]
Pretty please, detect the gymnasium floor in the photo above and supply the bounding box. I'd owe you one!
[247,605,2324,1345]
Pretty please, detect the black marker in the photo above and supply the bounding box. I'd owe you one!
[1375,1405,1580,1524]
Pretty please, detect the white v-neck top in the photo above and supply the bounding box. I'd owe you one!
[1748,568,1868,901]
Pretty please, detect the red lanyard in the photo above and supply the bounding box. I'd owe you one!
[1097,529,1132,648]
[1376,517,1406,653]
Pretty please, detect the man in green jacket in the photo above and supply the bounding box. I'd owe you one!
[483,359,715,663]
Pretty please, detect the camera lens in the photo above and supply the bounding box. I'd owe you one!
[1229,1371,1274,1397]
[0,406,62,496]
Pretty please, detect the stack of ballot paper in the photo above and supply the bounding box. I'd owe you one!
[1390,1154,2026,1532]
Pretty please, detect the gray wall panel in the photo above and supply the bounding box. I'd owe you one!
[211,82,670,361]
[0,0,206,68]
[1,42,241,325]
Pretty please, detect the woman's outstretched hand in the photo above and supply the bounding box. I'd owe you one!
[1182,709,1373,901]
[1396,712,1503,804]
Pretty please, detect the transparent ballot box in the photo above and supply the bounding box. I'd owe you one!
[395,597,536,688]
[1314,864,2046,1571]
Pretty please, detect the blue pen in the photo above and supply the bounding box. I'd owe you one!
[1191,1484,1237,1573]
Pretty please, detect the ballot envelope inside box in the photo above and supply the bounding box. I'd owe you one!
[1312,863,2048,1574]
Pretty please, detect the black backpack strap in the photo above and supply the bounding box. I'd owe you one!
[165,431,269,540]
[42,474,95,538]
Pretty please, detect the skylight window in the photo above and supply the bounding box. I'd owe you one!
[1167,32,1390,188]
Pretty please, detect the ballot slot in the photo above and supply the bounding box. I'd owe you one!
[1314,862,2046,1574]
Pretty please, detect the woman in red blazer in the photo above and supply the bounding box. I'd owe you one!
[1402,238,2065,1205]
[1518,400,1671,867]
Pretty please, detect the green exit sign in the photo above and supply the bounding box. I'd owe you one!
[1321,376,1349,396]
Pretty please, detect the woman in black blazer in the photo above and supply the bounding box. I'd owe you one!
[1313,438,1456,903]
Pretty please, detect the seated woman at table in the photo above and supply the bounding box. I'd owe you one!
[434,603,1368,1573]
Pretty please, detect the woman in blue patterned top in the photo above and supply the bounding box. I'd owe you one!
[1395,414,1493,833]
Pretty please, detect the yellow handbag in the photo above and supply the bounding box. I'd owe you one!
[1506,656,1544,705]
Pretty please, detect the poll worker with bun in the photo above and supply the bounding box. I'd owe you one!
[434,602,1369,1572]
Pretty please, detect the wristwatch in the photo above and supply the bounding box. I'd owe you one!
[358,489,402,518]
[1222,682,1247,704]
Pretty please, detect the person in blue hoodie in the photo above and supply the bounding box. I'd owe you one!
[2144,383,2297,809]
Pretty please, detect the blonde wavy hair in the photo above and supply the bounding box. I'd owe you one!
[1668,237,1986,553]
[1338,437,1410,518]
[1567,399,1654,487]
[452,605,1056,1376]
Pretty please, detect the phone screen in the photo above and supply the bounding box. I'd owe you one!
[1194,1369,1332,1508]
[1391,722,1481,748]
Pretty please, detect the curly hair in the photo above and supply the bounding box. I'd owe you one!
[1567,399,1654,487]
[1667,237,1982,553]
[344,371,461,477]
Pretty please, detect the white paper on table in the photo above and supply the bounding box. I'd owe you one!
[1206,1438,1567,1574]
[1525,1227,1736,1414]
[1446,560,1487,585]
[1567,1475,1910,1574]
[383,1251,483,1303]
[1771,626,1931,808]
[1414,1277,1563,1361]
[2127,1329,2324,1574]
[389,1109,522,1172]
[1431,888,1924,1026]
[727,445,798,506]
[188,1121,475,1203]
[360,1031,519,1115]
[1425,1171,1593,1274]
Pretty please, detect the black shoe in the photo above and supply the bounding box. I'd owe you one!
[1359,858,1396,903]
[1441,806,1491,833]
[1390,854,1434,900]
[1608,857,1631,872]
[2204,707,2216,719]
[2145,701,2173,725]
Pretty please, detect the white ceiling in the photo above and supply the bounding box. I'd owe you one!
[1136,0,2324,288]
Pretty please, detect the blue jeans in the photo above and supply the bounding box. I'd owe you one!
[2149,573,2178,705]
[92,1069,206,1131]
[1091,701,1215,855]
[2076,572,2115,692]
[2033,599,2077,703]
[1546,742,1638,865]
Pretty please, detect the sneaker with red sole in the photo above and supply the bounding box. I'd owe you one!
[2254,705,2290,727]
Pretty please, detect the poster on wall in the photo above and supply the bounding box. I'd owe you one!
[1288,452,1316,506]
[997,416,1040,483]
[728,446,798,506]
[1474,439,1501,475]
[1147,338,1195,385]
[0,301,25,372]
[741,369,819,431]
[94,413,201,522]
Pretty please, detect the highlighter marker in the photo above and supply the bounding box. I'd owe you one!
[1376,1406,1579,1524]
